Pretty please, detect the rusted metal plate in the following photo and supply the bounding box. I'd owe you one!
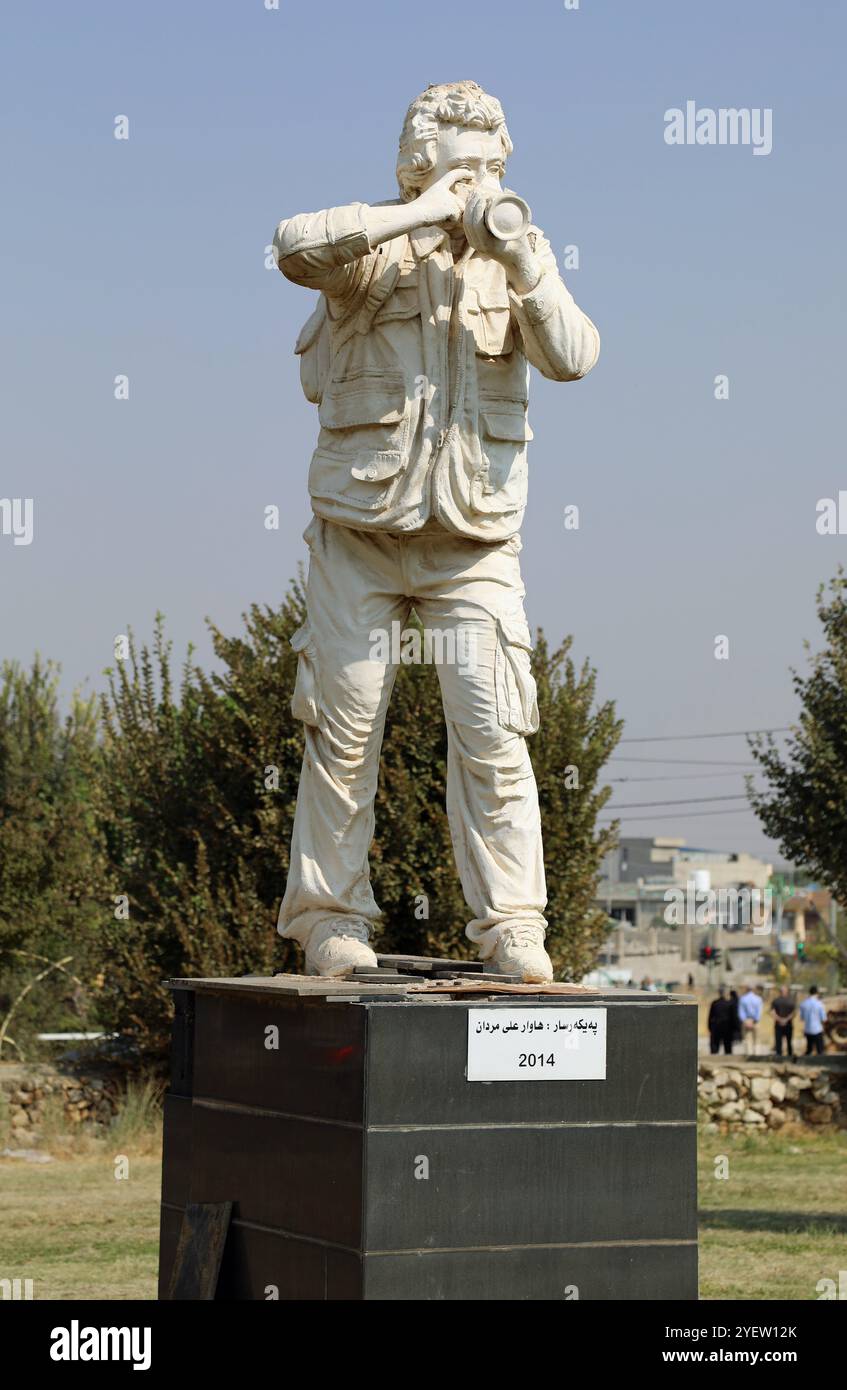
[409,979,598,996]
[167,975,422,998]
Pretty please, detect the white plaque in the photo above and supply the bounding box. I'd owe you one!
[466,1007,607,1081]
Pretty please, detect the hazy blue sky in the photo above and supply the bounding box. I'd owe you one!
[2,0,844,860]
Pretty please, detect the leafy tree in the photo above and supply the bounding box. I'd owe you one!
[0,659,104,1056]
[95,597,307,1058]
[531,632,622,979]
[749,570,847,960]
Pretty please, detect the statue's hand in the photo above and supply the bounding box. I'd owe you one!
[413,169,472,228]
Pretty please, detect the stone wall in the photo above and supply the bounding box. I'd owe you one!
[0,1063,122,1143]
[699,1057,846,1131]
[6,1059,844,1142]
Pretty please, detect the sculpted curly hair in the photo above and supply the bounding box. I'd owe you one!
[396,80,513,202]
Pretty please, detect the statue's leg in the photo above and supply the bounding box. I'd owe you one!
[278,519,411,953]
[410,533,550,976]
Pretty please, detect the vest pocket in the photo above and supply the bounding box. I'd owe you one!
[308,448,404,509]
[319,368,406,429]
[480,406,533,443]
[471,405,533,516]
[468,288,514,356]
[372,269,420,323]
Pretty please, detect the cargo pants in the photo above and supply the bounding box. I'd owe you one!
[278,516,548,957]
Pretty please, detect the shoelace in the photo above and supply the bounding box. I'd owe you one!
[335,920,371,943]
[501,925,544,949]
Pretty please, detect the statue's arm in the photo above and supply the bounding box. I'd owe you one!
[273,202,375,299]
[273,176,467,299]
[507,229,600,382]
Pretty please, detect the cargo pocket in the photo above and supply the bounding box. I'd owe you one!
[494,615,539,735]
[290,621,321,727]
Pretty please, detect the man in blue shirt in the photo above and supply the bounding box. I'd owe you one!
[738,985,763,1055]
[799,986,828,1056]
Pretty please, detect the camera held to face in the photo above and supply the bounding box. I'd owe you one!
[463,190,531,242]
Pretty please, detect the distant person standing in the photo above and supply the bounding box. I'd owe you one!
[799,986,827,1056]
[770,985,796,1058]
[708,987,735,1055]
[729,989,741,1049]
[738,984,763,1055]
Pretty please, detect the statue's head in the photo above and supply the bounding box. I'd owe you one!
[396,80,513,203]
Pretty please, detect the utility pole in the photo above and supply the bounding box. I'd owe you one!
[822,894,847,967]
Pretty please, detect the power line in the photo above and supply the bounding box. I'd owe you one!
[599,808,760,823]
[609,772,755,784]
[618,727,790,744]
[610,756,757,767]
[604,793,752,810]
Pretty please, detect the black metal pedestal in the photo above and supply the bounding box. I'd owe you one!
[158,973,698,1300]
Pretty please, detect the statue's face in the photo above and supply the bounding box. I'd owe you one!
[423,123,506,210]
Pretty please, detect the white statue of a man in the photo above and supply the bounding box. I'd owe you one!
[273,80,599,980]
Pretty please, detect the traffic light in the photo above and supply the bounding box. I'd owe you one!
[797,940,806,959]
[699,945,722,965]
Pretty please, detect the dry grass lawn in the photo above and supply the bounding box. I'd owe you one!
[697,1127,847,1299]
[1,1150,161,1300]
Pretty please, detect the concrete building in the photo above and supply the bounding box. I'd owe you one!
[601,836,772,900]
[591,836,775,987]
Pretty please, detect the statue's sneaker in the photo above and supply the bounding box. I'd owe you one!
[304,918,378,978]
[490,924,554,983]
